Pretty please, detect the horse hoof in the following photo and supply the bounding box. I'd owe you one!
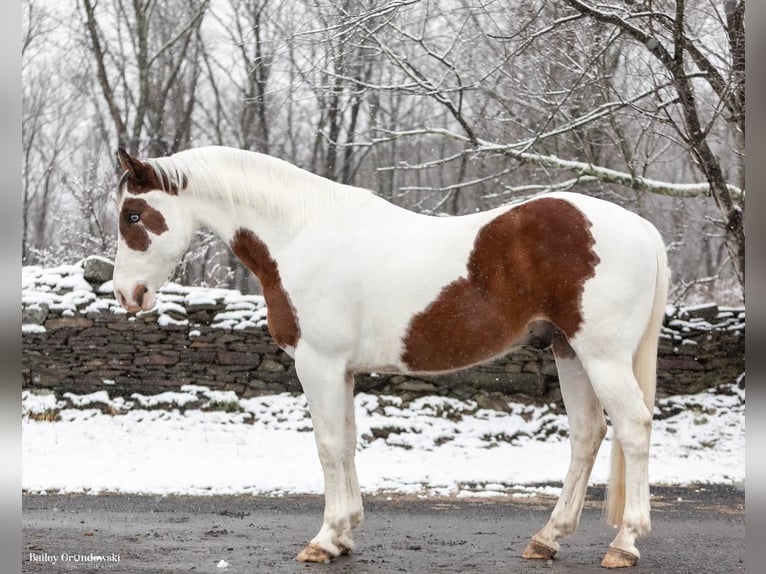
[521,539,557,560]
[295,543,334,563]
[600,546,638,568]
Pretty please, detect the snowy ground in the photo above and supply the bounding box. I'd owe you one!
[22,382,745,498]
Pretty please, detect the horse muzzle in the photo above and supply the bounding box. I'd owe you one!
[114,283,156,313]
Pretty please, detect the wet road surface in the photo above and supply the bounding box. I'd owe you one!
[22,485,744,574]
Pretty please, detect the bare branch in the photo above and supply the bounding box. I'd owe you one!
[146,0,209,68]
[81,0,128,147]
[379,127,744,200]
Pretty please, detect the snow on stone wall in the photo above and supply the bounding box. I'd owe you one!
[22,259,744,405]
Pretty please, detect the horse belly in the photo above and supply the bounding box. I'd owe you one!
[399,282,530,373]
[290,215,493,372]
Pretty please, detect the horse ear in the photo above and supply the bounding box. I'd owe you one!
[116,147,151,184]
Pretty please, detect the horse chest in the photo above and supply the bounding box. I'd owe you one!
[230,228,301,349]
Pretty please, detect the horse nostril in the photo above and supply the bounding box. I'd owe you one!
[133,284,148,308]
[115,289,128,308]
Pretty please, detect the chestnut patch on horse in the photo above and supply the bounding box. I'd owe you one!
[230,228,301,349]
[118,151,188,196]
[120,170,186,195]
[401,197,599,372]
[119,198,169,252]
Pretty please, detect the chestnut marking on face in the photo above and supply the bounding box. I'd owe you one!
[230,228,301,349]
[401,197,600,372]
[119,197,169,252]
[121,171,186,195]
[117,149,188,196]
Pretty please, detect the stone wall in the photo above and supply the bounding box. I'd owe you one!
[22,261,745,406]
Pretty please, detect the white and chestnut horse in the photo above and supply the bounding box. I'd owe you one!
[113,146,668,568]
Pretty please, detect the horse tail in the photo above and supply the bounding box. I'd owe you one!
[605,222,669,526]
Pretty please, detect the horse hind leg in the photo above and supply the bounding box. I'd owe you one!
[575,350,653,568]
[522,338,607,560]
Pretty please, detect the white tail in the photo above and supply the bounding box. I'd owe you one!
[605,225,669,526]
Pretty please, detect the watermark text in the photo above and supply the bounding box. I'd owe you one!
[28,552,121,569]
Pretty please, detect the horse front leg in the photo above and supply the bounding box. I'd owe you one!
[344,372,364,530]
[294,346,360,562]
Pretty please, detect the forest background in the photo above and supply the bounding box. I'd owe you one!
[21,0,746,305]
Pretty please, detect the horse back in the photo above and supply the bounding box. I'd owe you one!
[281,192,656,375]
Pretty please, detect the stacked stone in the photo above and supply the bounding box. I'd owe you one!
[657,304,745,395]
[22,259,744,407]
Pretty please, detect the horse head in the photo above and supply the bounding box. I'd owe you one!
[113,147,193,313]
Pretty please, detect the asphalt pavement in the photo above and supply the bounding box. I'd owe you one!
[22,485,744,574]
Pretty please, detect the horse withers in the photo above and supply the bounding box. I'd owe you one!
[112,145,668,568]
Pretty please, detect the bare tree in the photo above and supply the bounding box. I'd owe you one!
[558,0,745,287]
[23,0,95,263]
[198,0,280,153]
[21,0,744,303]
[338,0,743,291]
[80,0,209,155]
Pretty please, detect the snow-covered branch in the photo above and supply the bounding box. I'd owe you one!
[398,174,594,203]
[380,127,744,201]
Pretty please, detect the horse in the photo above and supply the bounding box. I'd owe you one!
[112,145,668,568]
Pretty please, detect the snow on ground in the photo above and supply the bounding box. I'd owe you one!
[22,383,745,498]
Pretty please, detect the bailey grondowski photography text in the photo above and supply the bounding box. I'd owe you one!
[28,551,121,567]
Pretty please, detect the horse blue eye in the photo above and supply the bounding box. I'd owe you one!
[127,213,141,224]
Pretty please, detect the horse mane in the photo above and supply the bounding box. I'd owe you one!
[145,146,370,221]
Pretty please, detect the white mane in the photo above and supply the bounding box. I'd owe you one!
[147,146,371,221]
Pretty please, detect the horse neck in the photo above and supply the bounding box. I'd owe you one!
[179,148,366,251]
